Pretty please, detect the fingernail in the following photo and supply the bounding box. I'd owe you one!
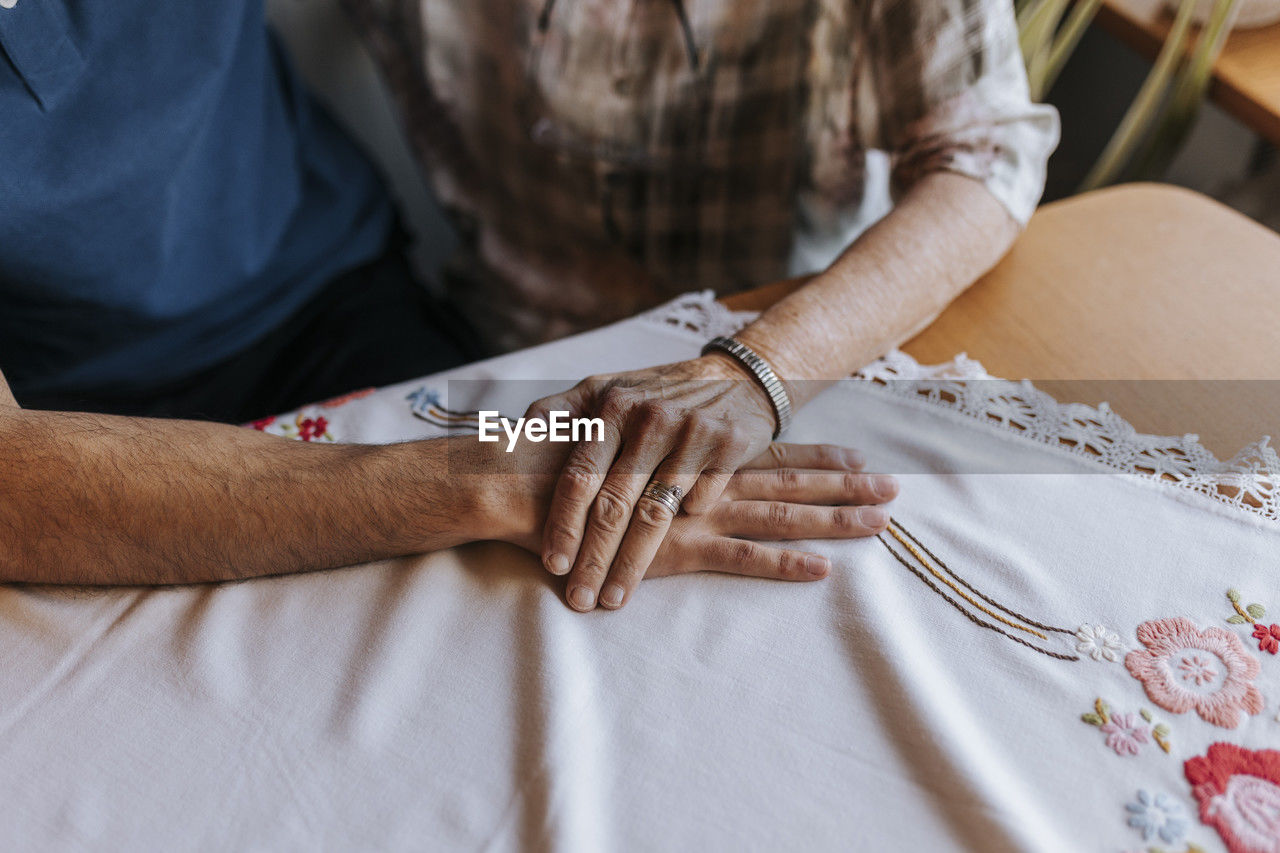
[804,555,830,576]
[547,554,570,575]
[860,506,888,528]
[569,585,596,611]
[844,449,865,468]
[600,583,625,608]
[871,475,898,499]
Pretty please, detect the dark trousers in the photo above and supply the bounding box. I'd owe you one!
[23,237,482,424]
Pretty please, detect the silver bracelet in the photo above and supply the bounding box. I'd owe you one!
[701,336,793,439]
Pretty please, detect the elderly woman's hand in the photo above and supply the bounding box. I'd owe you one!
[525,354,884,611]
[490,435,897,609]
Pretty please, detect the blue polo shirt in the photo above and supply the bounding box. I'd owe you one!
[0,1,393,399]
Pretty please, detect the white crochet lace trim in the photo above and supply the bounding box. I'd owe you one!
[860,350,1280,523]
[638,290,757,339]
[640,290,1280,524]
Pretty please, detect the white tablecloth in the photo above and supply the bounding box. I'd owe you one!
[3,292,1278,852]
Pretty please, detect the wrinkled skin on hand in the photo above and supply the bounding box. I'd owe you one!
[476,433,897,611]
[527,355,778,600]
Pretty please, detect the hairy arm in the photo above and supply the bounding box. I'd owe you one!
[0,364,887,599]
[0,368,491,585]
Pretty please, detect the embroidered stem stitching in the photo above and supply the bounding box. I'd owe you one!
[885,522,1048,641]
[1223,588,1279,656]
[876,532,1079,662]
[892,520,1075,636]
[1225,588,1267,625]
[1139,707,1174,753]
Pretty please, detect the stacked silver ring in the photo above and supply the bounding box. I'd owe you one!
[641,481,684,516]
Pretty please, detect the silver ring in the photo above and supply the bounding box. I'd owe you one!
[641,481,684,516]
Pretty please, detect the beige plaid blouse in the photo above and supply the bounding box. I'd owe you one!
[345,0,1059,351]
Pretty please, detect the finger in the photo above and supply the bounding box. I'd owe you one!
[739,443,865,472]
[524,380,596,422]
[680,422,756,514]
[595,456,702,610]
[712,500,889,540]
[679,465,734,516]
[564,423,675,611]
[694,537,831,581]
[541,424,622,577]
[722,469,899,505]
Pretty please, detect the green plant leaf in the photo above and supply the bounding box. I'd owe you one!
[1154,724,1171,737]
[1247,603,1266,620]
[1140,708,1153,722]
[1132,0,1242,179]
[1081,713,1103,726]
[1080,0,1200,190]
[1228,614,1249,624]
[1035,0,1103,99]
[1227,588,1241,602]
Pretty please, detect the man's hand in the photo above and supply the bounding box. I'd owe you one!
[479,438,896,611]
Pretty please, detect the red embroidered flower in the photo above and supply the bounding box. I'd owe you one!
[296,416,329,442]
[1184,742,1280,853]
[1251,623,1280,655]
[320,387,374,409]
[1125,617,1264,729]
[249,415,276,431]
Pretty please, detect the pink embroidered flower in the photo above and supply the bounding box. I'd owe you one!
[1125,617,1264,729]
[1179,654,1219,686]
[1100,712,1150,756]
[1252,623,1280,655]
[1184,742,1280,853]
[249,415,276,431]
[296,416,329,442]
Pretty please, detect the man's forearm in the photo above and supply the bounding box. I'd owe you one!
[734,172,1021,405]
[0,405,491,585]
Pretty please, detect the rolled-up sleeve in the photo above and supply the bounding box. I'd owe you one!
[863,0,1060,225]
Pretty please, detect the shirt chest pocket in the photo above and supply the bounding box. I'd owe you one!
[0,0,85,111]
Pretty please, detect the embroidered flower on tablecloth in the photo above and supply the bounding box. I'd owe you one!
[296,416,330,442]
[1125,617,1264,729]
[1252,623,1280,656]
[1102,712,1150,756]
[1076,623,1124,662]
[1224,589,1278,656]
[244,412,333,442]
[1184,742,1280,853]
[1125,789,1189,845]
[405,386,443,415]
[1180,654,1219,687]
[250,412,336,442]
[1082,698,1171,755]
